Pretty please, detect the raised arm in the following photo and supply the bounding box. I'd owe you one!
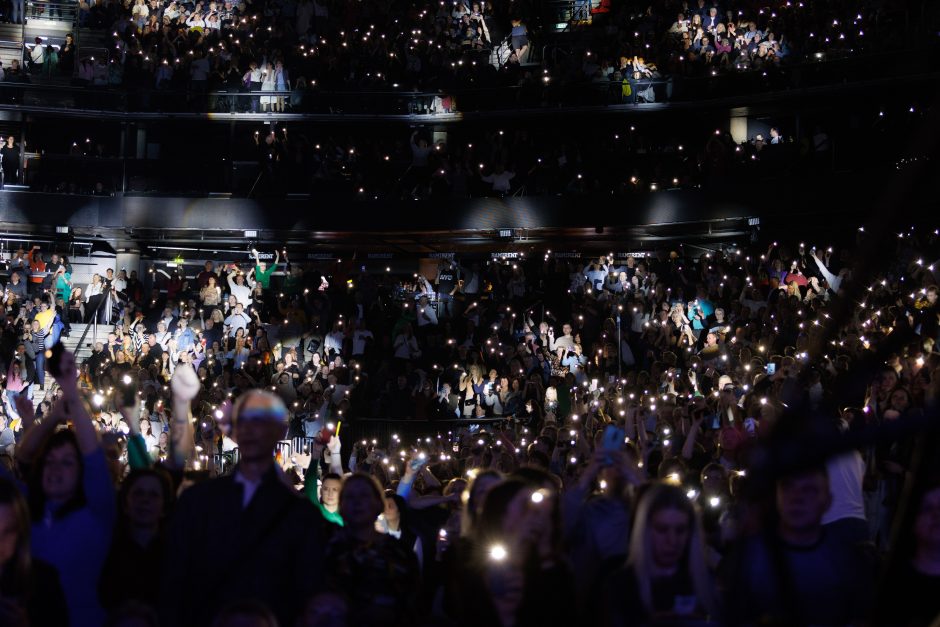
[13,395,65,465]
[168,364,200,469]
[55,351,99,456]
[120,404,153,470]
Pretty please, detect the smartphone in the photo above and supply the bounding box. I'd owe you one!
[601,424,626,452]
[707,413,721,430]
[46,341,66,378]
[766,363,776,375]
[121,374,137,407]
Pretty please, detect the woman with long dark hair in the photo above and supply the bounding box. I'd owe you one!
[0,478,68,626]
[99,467,174,612]
[447,478,575,627]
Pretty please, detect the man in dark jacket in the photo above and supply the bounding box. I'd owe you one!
[161,389,326,627]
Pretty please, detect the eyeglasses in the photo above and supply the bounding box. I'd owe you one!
[238,406,288,424]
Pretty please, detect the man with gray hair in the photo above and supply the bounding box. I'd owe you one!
[162,385,325,627]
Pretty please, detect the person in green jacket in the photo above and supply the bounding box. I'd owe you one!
[251,247,281,290]
[303,433,345,526]
[54,266,71,305]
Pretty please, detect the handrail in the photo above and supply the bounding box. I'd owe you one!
[0,46,932,120]
[74,288,109,353]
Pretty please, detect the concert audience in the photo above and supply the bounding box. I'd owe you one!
[0,224,937,626]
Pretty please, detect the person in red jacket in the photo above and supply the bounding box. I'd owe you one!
[27,245,46,297]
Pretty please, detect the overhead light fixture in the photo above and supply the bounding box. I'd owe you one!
[56,226,69,234]
[244,230,258,238]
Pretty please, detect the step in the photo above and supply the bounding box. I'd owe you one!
[75,27,109,48]
[0,24,24,43]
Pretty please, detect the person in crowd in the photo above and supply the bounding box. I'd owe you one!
[0,222,932,627]
[604,482,717,625]
[1,136,21,186]
[0,477,69,627]
[877,482,940,626]
[324,473,420,626]
[723,465,876,625]
[14,350,116,627]
[161,387,325,627]
[99,467,173,611]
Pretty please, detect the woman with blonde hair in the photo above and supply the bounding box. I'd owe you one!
[604,483,717,625]
[669,304,696,348]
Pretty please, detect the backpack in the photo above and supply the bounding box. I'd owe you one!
[621,79,632,97]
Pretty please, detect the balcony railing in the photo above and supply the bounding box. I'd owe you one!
[0,44,932,117]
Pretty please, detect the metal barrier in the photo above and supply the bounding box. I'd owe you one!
[0,45,932,116]
[343,418,514,450]
[26,0,76,23]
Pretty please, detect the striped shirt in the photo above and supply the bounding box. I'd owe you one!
[30,328,46,354]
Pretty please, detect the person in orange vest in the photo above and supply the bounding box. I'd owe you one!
[28,245,47,297]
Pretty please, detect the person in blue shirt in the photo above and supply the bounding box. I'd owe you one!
[13,349,116,627]
[174,317,197,352]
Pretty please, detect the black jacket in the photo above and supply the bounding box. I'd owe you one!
[160,465,326,627]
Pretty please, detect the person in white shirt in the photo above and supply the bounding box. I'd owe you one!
[227,267,255,308]
[822,442,868,547]
[85,274,105,301]
[323,321,345,359]
[112,269,128,295]
[224,302,251,337]
[153,320,172,350]
[393,324,420,361]
[351,320,373,358]
[139,418,159,454]
[415,295,438,328]
[548,323,576,352]
[28,37,44,71]
[480,164,515,194]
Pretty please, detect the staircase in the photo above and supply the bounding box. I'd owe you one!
[28,322,98,410]
[75,26,110,60]
[62,322,97,361]
[0,23,24,71]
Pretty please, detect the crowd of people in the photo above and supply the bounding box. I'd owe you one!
[24,0,538,101]
[0,0,928,112]
[0,221,937,626]
[577,0,910,86]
